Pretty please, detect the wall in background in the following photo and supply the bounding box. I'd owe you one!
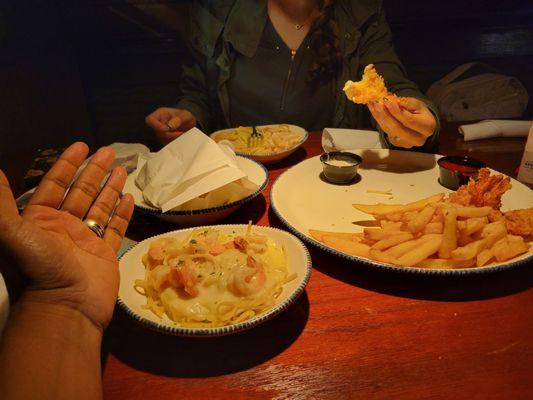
[1,0,532,154]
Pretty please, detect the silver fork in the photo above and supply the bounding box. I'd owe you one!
[247,126,263,148]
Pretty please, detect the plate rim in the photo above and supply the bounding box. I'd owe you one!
[269,150,533,276]
[130,155,269,216]
[117,224,313,337]
[210,124,309,158]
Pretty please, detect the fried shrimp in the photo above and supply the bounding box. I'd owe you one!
[448,168,512,210]
[504,208,533,236]
[343,64,408,105]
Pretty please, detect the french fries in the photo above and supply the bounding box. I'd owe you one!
[371,232,414,250]
[395,236,443,267]
[492,235,528,261]
[476,249,494,267]
[454,205,492,218]
[451,239,487,261]
[352,193,444,216]
[438,206,458,258]
[415,258,476,269]
[363,228,404,241]
[309,229,362,243]
[407,205,436,233]
[423,222,443,234]
[384,234,440,258]
[461,217,487,236]
[311,192,531,269]
[322,236,370,258]
[380,220,402,230]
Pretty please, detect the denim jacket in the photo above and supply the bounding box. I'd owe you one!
[177,0,439,151]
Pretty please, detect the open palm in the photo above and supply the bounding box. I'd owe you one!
[0,143,133,330]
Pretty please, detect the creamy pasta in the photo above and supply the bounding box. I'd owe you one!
[135,227,295,328]
[212,124,302,155]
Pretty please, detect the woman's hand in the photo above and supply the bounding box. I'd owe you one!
[145,107,197,146]
[0,142,134,330]
[368,97,437,148]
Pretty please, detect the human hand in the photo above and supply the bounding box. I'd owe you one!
[368,97,437,148]
[0,142,134,330]
[145,107,197,146]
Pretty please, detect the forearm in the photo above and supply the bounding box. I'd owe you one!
[358,9,440,151]
[0,295,103,400]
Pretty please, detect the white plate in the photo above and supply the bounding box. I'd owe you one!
[117,224,312,336]
[270,149,533,275]
[123,156,268,226]
[210,124,308,165]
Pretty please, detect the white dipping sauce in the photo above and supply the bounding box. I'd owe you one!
[325,158,356,167]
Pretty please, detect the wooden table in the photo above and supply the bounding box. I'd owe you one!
[96,126,532,400]
[3,124,531,399]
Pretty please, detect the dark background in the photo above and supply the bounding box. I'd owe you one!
[1,0,532,156]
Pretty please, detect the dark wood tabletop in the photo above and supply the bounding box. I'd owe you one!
[5,124,532,399]
[98,125,532,400]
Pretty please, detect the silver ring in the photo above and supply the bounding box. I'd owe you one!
[84,219,105,238]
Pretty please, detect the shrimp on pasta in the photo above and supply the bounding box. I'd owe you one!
[135,227,295,328]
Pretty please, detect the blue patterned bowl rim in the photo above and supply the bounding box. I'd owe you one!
[117,224,313,337]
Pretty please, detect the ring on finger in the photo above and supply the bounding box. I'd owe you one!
[84,218,105,238]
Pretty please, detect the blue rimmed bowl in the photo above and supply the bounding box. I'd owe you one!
[117,224,312,337]
[123,156,268,226]
[210,124,308,165]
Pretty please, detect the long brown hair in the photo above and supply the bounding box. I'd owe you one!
[307,0,342,84]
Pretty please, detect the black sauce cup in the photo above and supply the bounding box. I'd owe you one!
[437,155,485,190]
[320,151,362,184]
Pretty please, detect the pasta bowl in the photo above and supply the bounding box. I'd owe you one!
[117,224,312,337]
[210,124,309,165]
[123,156,268,226]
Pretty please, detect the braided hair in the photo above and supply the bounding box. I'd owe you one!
[307,0,342,85]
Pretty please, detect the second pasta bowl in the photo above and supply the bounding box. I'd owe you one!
[118,224,312,337]
[211,124,309,165]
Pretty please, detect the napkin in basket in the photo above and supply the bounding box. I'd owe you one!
[322,128,385,152]
[458,120,532,142]
[135,128,259,212]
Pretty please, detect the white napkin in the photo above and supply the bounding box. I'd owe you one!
[322,128,384,152]
[135,128,258,212]
[459,120,532,142]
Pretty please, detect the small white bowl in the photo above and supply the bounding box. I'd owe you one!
[210,124,308,165]
[123,156,268,226]
[117,224,312,337]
